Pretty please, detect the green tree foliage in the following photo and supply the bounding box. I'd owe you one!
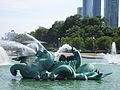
[61,37,72,45]
[29,14,120,52]
[58,14,81,37]
[13,34,33,43]
[63,14,81,29]
[72,36,85,50]
[66,26,84,37]
[47,21,64,46]
[96,36,112,50]
[61,36,85,50]
[81,16,104,27]
[85,37,96,50]
[29,27,48,41]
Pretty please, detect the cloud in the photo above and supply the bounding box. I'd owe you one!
[0,0,81,9]
[0,0,82,37]
[0,0,80,20]
[0,0,63,9]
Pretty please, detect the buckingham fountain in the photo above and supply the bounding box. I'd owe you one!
[0,33,112,81]
[2,34,120,90]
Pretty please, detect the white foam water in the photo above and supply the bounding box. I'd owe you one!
[104,42,120,64]
[0,46,11,65]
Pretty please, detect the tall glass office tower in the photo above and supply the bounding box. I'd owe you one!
[83,0,93,17]
[83,0,101,18]
[93,0,101,16]
[104,0,119,27]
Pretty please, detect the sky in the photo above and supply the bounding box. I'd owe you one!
[0,0,82,37]
[0,0,120,38]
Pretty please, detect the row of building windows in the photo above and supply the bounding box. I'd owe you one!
[77,0,119,27]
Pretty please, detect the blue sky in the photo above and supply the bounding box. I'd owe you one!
[0,0,82,37]
[0,0,119,38]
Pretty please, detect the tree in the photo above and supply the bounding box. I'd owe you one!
[13,34,33,43]
[61,36,85,50]
[61,37,72,46]
[30,27,48,41]
[34,28,48,41]
[85,37,96,50]
[27,14,120,52]
[81,16,105,27]
[96,36,112,50]
[66,26,84,37]
[72,36,85,50]
[29,31,35,37]
[47,21,64,46]
[58,14,81,38]
[101,26,113,37]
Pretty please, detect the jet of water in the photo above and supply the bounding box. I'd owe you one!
[104,42,120,64]
[54,44,72,61]
[0,40,36,56]
[111,42,116,54]
[0,46,11,65]
[25,33,46,52]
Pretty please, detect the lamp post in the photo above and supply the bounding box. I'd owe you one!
[58,38,61,48]
[92,37,95,52]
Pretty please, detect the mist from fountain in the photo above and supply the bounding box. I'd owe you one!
[0,33,47,65]
[111,42,116,54]
[0,40,36,56]
[54,44,73,61]
[104,42,120,64]
[0,46,11,65]
[25,33,46,52]
[0,39,38,65]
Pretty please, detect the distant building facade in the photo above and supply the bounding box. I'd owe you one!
[77,7,83,19]
[93,0,101,16]
[4,30,17,41]
[83,0,93,17]
[104,0,119,27]
[83,0,101,18]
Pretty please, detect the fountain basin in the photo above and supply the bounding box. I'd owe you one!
[81,53,104,59]
[0,58,119,90]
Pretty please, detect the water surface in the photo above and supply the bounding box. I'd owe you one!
[0,58,120,90]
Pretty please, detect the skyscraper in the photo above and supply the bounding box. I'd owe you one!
[93,0,101,16]
[77,7,83,19]
[104,0,119,27]
[83,0,101,18]
[83,0,93,17]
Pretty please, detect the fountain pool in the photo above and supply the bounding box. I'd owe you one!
[0,57,119,90]
[0,35,118,89]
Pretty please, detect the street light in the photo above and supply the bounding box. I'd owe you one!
[58,38,61,48]
[92,37,95,52]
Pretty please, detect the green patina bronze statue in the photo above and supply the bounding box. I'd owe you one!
[10,43,112,81]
